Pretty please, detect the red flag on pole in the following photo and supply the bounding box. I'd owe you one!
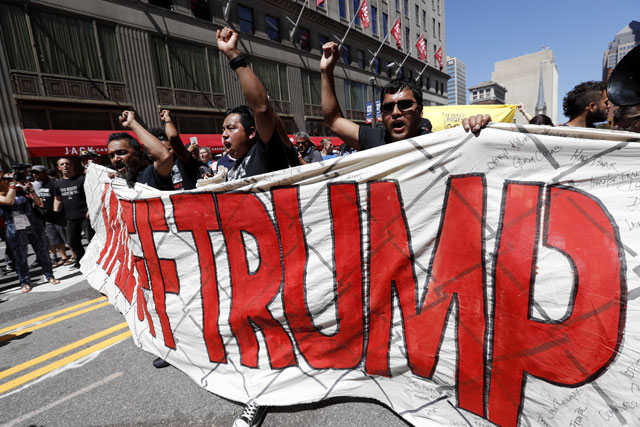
[416,34,427,61]
[358,0,370,28]
[317,0,324,5]
[435,46,443,70]
[391,18,402,49]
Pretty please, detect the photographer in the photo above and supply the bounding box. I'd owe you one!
[0,167,60,293]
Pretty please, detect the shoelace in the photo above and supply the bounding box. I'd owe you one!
[240,402,260,421]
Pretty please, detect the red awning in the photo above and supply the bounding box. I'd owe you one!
[22,130,345,158]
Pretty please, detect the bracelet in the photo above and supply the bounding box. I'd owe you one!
[9,182,16,188]
[229,55,248,71]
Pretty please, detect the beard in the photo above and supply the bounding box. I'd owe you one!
[114,161,143,188]
[591,108,609,124]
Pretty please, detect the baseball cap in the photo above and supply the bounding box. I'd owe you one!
[79,148,99,159]
[31,165,48,173]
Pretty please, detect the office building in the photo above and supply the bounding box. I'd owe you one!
[491,49,558,124]
[468,81,506,105]
[0,0,449,166]
[446,56,465,105]
[603,21,640,81]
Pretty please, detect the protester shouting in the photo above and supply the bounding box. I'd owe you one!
[320,42,490,150]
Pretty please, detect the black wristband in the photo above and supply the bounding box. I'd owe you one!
[229,55,248,70]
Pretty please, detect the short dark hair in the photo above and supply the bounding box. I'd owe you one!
[529,114,554,126]
[224,105,255,133]
[381,78,423,107]
[148,127,168,141]
[563,81,606,119]
[108,132,142,151]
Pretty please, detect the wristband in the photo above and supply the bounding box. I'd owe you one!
[229,55,248,71]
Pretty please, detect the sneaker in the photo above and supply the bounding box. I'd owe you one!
[233,402,267,427]
[152,357,170,368]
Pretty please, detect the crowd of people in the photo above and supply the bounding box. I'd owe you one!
[1,27,638,427]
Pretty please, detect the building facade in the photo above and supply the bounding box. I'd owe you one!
[446,56,465,105]
[468,81,506,105]
[0,0,449,166]
[602,21,640,81]
[490,49,558,125]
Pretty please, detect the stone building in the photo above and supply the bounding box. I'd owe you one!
[468,81,506,105]
[0,0,449,166]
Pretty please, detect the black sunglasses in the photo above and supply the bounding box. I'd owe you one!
[381,100,417,114]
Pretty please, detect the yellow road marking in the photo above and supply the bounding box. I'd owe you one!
[0,330,131,395]
[0,296,107,335]
[0,322,129,380]
[0,301,111,343]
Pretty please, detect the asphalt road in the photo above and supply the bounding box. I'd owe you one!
[0,244,409,427]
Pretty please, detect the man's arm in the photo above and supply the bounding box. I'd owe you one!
[321,42,361,151]
[160,109,190,163]
[217,27,276,145]
[119,110,173,178]
[53,196,62,212]
[517,104,533,122]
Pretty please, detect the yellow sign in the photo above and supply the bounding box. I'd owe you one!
[423,105,517,132]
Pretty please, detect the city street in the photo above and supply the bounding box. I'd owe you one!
[0,244,408,427]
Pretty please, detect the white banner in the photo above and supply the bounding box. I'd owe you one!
[83,124,640,427]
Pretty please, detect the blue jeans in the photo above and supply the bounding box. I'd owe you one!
[5,220,54,286]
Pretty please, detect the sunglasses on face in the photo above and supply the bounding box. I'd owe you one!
[381,100,417,114]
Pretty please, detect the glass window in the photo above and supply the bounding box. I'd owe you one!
[382,13,388,38]
[252,57,288,101]
[344,80,365,112]
[432,18,436,34]
[237,5,254,34]
[342,44,350,64]
[353,0,360,25]
[97,25,123,82]
[151,36,172,87]
[422,10,426,28]
[415,5,419,25]
[371,6,377,35]
[207,47,223,93]
[149,0,173,9]
[319,34,329,48]
[299,27,310,50]
[266,15,280,41]
[395,0,399,10]
[301,69,321,105]
[0,3,36,71]
[30,10,101,79]
[339,0,346,18]
[405,28,410,51]
[191,0,211,20]
[356,50,365,68]
[438,22,441,41]
[404,0,408,16]
[168,40,210,92]
[373,57,380,74]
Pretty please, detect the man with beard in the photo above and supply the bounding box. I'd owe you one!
[107,110,173,190]
[562,81,610,128]
[320,42,489,150]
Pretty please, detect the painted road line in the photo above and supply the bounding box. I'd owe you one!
[0,371,123,427]
[0,330,131,395]
[0,296,107,335]
[0,301,111,344]
[0,322,129,380]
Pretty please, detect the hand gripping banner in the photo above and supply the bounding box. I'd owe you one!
[82,124,640,426]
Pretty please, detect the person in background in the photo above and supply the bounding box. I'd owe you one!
[562,81,610,128]
[80,149,100,173]
[0,172,60,293]
[198,147,214,177]
[615,105,640,133]
[53,157,93,269]
[31,165,71,267]
[296,132,323,164]
[320,138,337,160]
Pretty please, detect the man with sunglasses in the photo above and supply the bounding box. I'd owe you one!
[320,42,489,150]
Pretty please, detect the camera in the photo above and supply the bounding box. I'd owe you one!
[10,163,32,183]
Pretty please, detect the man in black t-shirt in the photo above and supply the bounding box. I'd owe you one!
[53,158,93,268]
[320,42,491,151]
[32,165,70,266]
[216,27,295,183]
[107,111,174,192]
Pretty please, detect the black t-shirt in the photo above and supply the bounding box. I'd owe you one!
[358,126,431,150]
[226,132,290,181]
[136,164,174,191]
[53,175,87,220]
[169,157,200,191]
[38,180,65,226]
[216,153,236,171]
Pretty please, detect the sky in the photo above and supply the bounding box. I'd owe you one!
[445,1,639,124]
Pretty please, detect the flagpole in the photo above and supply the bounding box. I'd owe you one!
[368,31,390,70]
[338,0,362,51]
[415,59,430,81]
[395,43,415,77]
[286,0,309,41]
